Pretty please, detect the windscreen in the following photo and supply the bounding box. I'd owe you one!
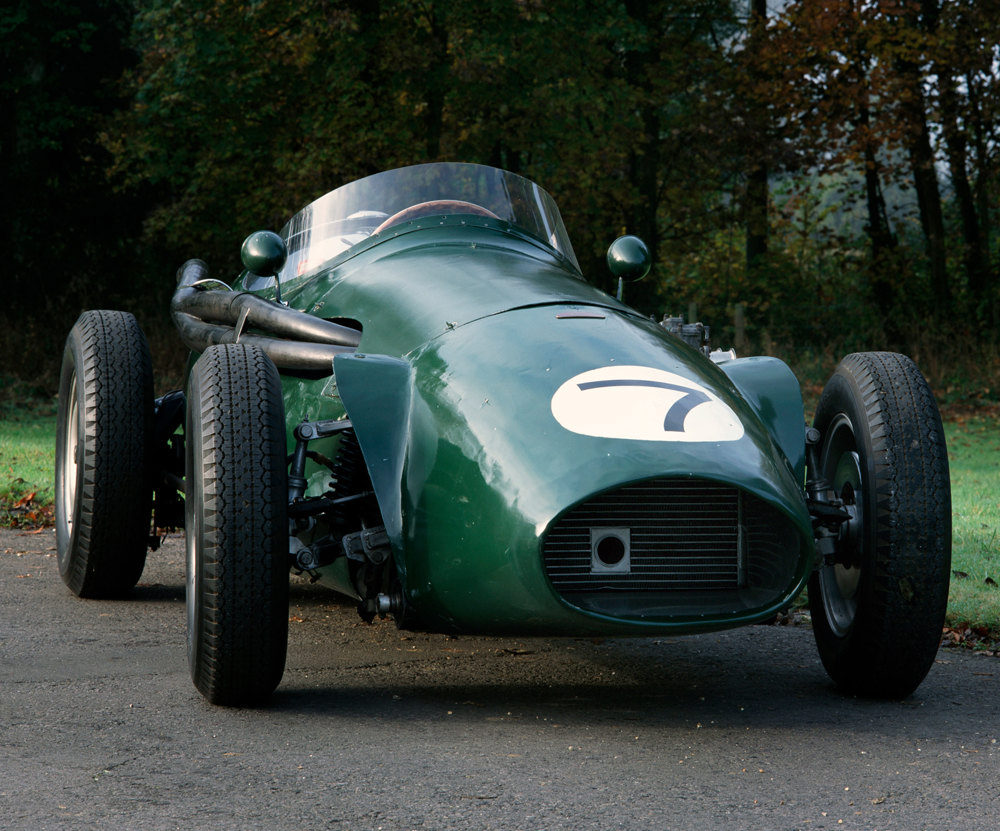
[276,162,579,281]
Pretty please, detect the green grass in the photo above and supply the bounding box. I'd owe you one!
[944,415,1000,635]
[0,415,56,526]
[0,377,57,526]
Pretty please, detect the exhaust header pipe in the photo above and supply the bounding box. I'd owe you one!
[171,259,360,373]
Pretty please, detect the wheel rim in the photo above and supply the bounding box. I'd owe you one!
[817,413,864,637]
[59,372,80,538]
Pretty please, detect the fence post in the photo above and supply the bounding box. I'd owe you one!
[687,301,698,324]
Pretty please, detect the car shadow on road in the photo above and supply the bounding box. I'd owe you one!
[263,621,969,739]
[132,581,186,601]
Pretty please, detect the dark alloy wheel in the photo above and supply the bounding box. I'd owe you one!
[809,352,951,698]
[55,310,153,597]
[185,344,289,705]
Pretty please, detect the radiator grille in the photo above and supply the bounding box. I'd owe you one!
[543,479,794,598]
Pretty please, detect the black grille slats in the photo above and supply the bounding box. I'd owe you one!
[543,479,795,600]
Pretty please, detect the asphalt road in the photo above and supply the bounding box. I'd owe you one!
[2,527,999,831]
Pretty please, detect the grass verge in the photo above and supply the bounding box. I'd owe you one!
[943,412,1000,648]
[0,421,56,528]
[0,375,57,527]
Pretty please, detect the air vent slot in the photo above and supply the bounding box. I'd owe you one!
[542,478,799,618]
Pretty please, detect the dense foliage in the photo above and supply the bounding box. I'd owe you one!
[3,0,998,385]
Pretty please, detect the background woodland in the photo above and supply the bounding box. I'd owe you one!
[3,0,998,393]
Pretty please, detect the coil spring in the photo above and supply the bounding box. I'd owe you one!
[329,428,379,527]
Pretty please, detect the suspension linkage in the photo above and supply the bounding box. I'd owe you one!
[288,418,354,502]
[287,490,374,519]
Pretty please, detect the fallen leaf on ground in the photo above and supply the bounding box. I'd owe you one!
[13,491,37,508]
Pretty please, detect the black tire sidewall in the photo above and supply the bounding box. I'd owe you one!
[809,352,951,697]
[55,337,84,583]
[185,363,208,678]
[809,368,877,664]
[54,311,153,597]
[185,344,289,705]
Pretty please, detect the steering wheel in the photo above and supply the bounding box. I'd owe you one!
[373,200,500,234]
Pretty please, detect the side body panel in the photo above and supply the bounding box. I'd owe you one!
[720,357,807,484]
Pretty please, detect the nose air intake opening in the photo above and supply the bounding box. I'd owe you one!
[543,478,801,620]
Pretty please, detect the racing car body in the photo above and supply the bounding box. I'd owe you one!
[55,163,951,705]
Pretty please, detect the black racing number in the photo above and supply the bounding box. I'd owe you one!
[577,379,710,432]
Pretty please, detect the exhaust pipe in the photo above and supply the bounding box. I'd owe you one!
[171,259,360,373]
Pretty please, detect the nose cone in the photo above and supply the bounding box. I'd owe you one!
[367,304,811,633]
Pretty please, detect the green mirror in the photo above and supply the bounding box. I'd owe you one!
[606,235,651,283]
[241,231,288,277]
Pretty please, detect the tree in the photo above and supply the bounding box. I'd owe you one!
[885,0,948,316]
[747,0,1000,330]
[929,0,998,322]
[743,0,769,278]
[755,2,908,323]
[1,0,138,309]
[109,0,740,313]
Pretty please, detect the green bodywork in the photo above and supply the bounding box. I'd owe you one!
[239,216,813,635]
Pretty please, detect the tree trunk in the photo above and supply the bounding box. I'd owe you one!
[891,20,949,318]
[963,70,997,324]
[938,73,988,311]
[907,102,949,316]
[858,102,897,324]
[621,0,660,314]
[744,0,768,277]
[965,73,993,270]
[900,0,949,316]
[422,9,448,160]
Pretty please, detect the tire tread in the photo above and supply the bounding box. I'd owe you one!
[187,344,288,705]
[811,351,950,697]
[56,310,152,597]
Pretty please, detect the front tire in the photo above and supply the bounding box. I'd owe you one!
[186,344,289,705]
[809,352,950,698]
[55,310,153,597]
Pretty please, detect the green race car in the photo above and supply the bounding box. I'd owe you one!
[55,163,951,705]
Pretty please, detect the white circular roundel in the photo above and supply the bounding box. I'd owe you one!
[550,365,744,442]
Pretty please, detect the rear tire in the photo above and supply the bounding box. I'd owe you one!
[809,352,950,698]
[55,310,153,597]
[185,344,289,705]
